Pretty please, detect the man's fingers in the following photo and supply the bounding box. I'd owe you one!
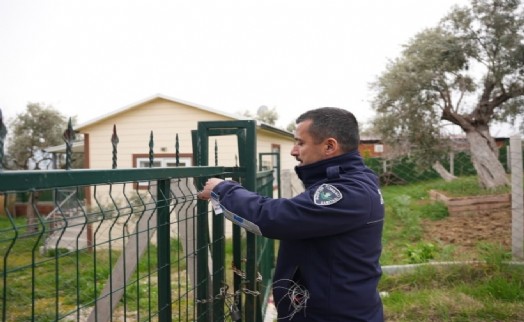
[196,178,223,200]
[197,190,208,200]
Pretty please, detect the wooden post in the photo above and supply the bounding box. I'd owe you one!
[510,135,523,260]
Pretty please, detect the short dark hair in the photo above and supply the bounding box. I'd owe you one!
[296,107,360,153]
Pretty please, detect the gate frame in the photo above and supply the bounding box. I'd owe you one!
[194,120,263,322]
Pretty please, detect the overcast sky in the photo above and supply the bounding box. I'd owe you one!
[1,0,479,131]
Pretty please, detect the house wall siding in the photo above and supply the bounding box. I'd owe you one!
[81,99,238,169]
[76,97,299,208]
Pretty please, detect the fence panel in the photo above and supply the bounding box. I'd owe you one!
[0,168,225,321]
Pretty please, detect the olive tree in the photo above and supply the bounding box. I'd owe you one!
[241,105,279,125]
[7,102,69,170]
[371,0,524,189]
[5,103,72,232]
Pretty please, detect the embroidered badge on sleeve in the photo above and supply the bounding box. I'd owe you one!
[313,184,343,205]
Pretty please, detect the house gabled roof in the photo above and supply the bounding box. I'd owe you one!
[74,93,293,138]
[74,93,245,131]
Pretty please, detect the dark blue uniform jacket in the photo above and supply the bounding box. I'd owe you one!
[213,150,384,321]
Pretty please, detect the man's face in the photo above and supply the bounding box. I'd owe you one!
[290,119,327,166]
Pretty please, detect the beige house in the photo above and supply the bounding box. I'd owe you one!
[67,94,301,241]
[75,93,297,175]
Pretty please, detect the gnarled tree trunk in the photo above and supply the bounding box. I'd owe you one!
[466,130,509,189]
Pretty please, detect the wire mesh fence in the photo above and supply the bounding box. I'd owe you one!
[0,176,193,321]
[0,118,278,322]
[0,168,277,322]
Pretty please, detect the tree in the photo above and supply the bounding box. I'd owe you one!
[255,105,279,125]
[6,103,73,233]
[286,122,296,133]
[240,105,279,125]
[371,0,524,189]
[7,103,69,170]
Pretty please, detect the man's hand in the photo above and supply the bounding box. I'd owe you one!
[197,178,224,200]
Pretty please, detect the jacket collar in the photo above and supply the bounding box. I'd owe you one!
[294,150,364,187]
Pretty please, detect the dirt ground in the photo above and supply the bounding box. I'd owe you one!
[422,209,512,259]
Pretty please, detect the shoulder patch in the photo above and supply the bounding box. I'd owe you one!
[314,184,343,206]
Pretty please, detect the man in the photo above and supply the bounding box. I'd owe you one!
[198,107,384,321]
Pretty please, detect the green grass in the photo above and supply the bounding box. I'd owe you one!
[381,258,524,321]
[379,176,523,321]
[0,229,188,321]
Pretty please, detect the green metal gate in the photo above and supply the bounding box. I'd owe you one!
[0,119,277,321]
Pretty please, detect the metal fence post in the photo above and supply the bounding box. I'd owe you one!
[157,178,172,321]
[510,135,524,260]
[236,121,261,322]
[449,152,455,176]
[194,128,211,322]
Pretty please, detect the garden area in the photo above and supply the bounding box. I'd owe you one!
[379,176,524,321]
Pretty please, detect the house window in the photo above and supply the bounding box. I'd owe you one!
[374,144,384,153]
[134,155,192,188]
[136,157,191,168]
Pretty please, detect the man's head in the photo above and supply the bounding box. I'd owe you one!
[291,107,359,166]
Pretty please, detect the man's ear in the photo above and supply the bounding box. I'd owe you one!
[325,138,339,156]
